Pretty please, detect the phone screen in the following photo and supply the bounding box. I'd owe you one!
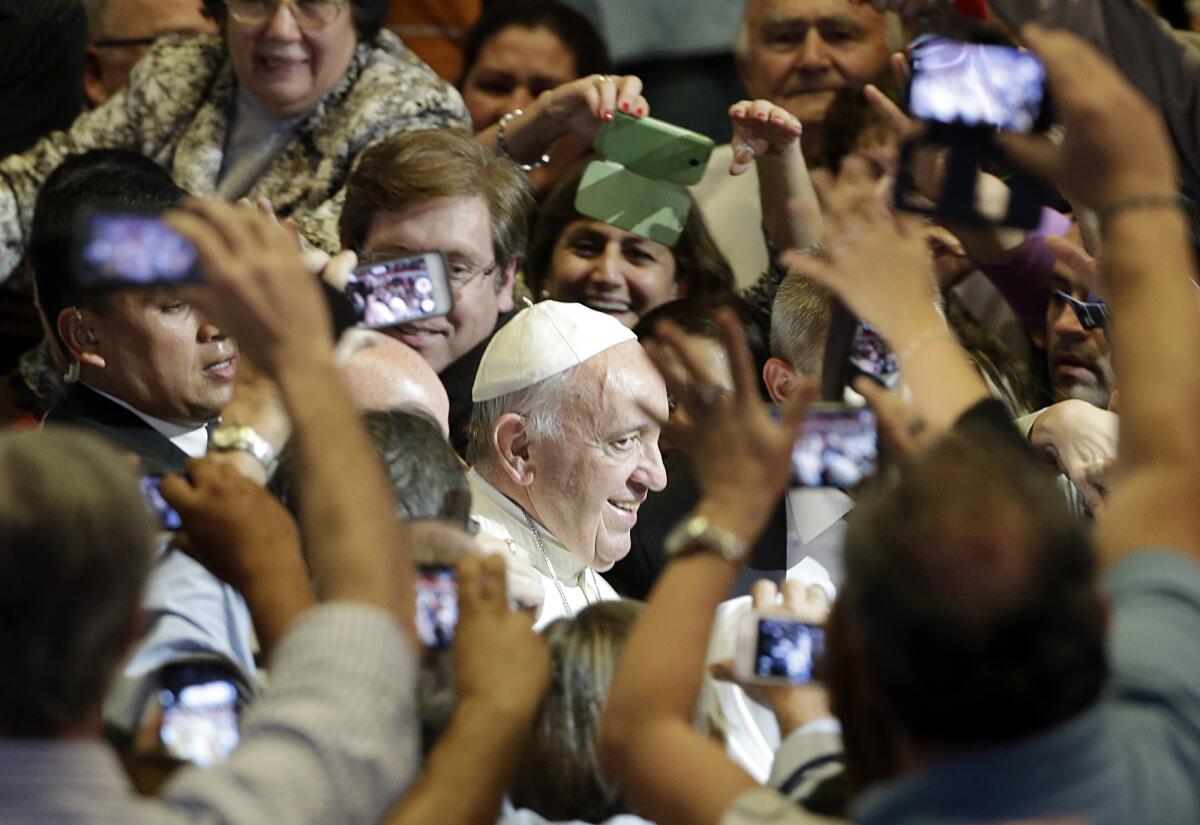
[753,618,826,683]
[140,474,182,531]
[159,665,240,768]
[849,322,900,389]
[75,213,200,287]
[344,253,452,329]
[415,565,458,649]
[792,405,878,488]
[909,37,1047,132]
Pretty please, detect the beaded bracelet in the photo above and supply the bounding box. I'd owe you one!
[496,109,552,172]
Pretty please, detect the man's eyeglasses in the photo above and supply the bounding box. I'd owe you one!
[227,0,346,30]
[1055,290,1111,331]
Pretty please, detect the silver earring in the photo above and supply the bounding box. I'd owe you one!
[63,361,80,384]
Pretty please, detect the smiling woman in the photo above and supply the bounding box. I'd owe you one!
[526,162,736,329]
[0,0,468,287]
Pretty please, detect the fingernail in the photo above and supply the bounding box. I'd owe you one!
[758,112,769,120]
[636,107,645,116]
[620,101,630,112]
[604,111,614,121]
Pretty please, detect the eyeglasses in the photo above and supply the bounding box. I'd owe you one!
[227,0,347,30]
[357,252,500,296]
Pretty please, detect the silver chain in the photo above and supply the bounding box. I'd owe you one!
[522,509,575,619]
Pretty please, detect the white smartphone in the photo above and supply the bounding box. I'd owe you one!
[344,251,453,330]
[735,611,827,686]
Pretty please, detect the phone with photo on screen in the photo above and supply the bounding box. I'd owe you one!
[158,662,241,768]
[343,251,453,330]
[415,564,458,649]
[792,403,878,489]
[73,211,202,288]
[735,612,826,686]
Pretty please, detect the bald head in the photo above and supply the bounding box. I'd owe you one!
[340,332,451,437]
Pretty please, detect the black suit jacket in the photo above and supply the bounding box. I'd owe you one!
[441,310,515,458]
[605,451,788,600]
[44,385,192,475]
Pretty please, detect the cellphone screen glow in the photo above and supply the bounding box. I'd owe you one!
[415,567,458,649]
[79,214,198,285]
[754,619,825,683]
[910,38,1046,132]
[792,407,878,488]
[345,256,443,328]
[159,678,239,768]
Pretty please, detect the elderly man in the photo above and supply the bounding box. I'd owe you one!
[466,301,668,627]
[339,330,453,437]
[339,128,533,455]
[692,0,893,286]
[81,0,217,107]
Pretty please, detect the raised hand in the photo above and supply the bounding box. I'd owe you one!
[645,309,815,541]
[728,99,804,176]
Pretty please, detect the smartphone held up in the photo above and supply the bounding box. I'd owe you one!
[73,212,201,288]
[736,612,827,686]
[344,252,454,330]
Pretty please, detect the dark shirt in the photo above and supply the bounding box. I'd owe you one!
[440,309,514,458]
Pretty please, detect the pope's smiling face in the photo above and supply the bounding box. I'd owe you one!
[523,341,669,570]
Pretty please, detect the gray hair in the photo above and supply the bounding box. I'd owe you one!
[0,427,154,735]
[769,272,834,378]
[735,3,904,61]
[465,367,580,469]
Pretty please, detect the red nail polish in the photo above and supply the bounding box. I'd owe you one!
[620,102,630,112]
[636,107,645,116]
[604,111,614,121]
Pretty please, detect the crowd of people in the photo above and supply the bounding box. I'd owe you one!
[1,0,1200,824]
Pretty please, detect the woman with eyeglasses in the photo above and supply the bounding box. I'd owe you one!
[0,0,468,286]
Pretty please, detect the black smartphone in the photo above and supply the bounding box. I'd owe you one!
[736,613,827,685]
[792,403,879,489]
[74,211,201,288]
[344,252,453,330]
[158,662,241,768]
[140,474,182,531]
[908,35,1050,133]
[415,564,458,649]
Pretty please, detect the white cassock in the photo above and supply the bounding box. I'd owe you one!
[468,469,619,630]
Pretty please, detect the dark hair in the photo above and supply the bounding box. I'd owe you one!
[837,433,1106,749]
[0,428,153,735]
[458,0,611,87]
[525,159,736,306]
[634,295,771,400]
[201,0,389,42]
[339,129,533,274]
[510,600,643,822]
[30,149,187,348]
[272,410,468,522]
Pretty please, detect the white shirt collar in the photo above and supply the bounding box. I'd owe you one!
[84,384,210,460]
[467,468,589,582]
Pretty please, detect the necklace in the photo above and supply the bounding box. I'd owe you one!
[522,509,575,618]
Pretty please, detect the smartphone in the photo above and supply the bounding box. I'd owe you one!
[736,612,826,685]
[74,212,201,287]
[592,112,716,186]
[792,403,878,489]
[575,159,692,247]
[343,252,453,330]
[158,663,241,768]
[415,565,458,649]
[908,36,1049,133]
[140,474,182,531]
[849,322,900,390]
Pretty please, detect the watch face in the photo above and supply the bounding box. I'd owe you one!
[210,427,240,449]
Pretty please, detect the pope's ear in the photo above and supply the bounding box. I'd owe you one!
[493,412,534,486]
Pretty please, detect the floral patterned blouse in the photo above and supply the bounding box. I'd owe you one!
[0,29,469,287]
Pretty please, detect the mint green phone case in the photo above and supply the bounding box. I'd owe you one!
[592,113,715,186]
[574,159,691,247]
